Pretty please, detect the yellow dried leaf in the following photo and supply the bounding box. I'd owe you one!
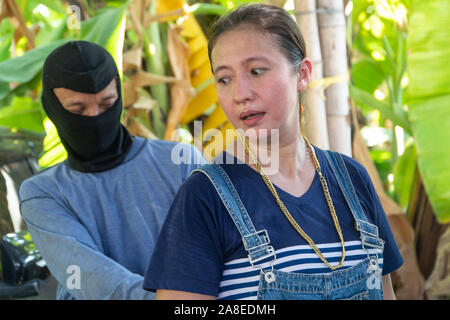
[203,105,228,133]
[187,35,207,55]
[191,63,214,88]
[181,83,217,124]
[127,117,158,140]
[132,70,177,87]
[164,24,194,140]
[123,80,138,107]
[0,0,14,21]
[167,24,191,79]
[180,14,204,39]
[156,0,184,14]
[154,0,187,23]
[123,47,142,71]
[189,49,210,71]
[133,88,157,110]
[202,121,234,161]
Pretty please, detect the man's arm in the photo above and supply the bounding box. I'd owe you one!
[20,196,154,300]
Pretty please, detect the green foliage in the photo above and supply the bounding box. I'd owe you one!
[210,0,263,10]
[351,0,450,223]
[369,148,393,192]
[393,141,417,209]
[0,40,67,86]
[0,19,14,62]
[0,1,127,169]
[0,96,44,132]
[143,0,169,138]
[405,0,450,223]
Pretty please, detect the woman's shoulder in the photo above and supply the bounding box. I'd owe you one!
[179,160,252,205]
[314,145,371,184]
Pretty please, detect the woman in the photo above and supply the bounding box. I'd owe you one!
[143,4,403,300]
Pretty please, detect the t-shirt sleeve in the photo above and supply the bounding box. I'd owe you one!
[346,157,404,275]
[143,173,224,296]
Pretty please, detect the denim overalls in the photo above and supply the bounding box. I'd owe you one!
[193,149,384,300]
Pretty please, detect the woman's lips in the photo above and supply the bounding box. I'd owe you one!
[240,112,265,126]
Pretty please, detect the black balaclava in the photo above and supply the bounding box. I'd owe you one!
[41,41,133,173]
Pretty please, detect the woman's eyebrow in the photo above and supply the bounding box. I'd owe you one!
[244,56,270,64]
[213,56,271,74]
[213,65,229,75]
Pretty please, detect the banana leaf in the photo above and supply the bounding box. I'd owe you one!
[406,0,450,223]
[0,96,43,132]
[393,142,417,209]
[0,39,67,85]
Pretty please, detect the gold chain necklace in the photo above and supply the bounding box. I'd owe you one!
[238,134,346,270]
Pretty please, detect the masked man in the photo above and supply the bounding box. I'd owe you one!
[18,41,205,299]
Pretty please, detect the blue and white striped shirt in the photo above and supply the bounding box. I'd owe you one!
[219,240,383,300]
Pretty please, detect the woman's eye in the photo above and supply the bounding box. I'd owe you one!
[217,77,230,85]
[251,68,266,76]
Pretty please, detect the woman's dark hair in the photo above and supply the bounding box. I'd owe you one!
[207,4,307,71]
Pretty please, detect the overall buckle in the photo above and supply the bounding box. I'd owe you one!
[242,229,270,251]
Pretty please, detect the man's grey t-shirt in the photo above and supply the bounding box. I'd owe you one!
[19,137,205,299]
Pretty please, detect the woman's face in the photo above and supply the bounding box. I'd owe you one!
[211,25,310,142]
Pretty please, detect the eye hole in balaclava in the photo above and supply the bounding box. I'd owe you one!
[41,41,133,173]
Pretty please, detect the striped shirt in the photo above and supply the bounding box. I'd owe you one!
[218,240,383,300]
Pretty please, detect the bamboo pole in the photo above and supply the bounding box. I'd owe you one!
[294,0,329,150]
[317,0,351,156]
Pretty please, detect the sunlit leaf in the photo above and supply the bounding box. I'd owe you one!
[349,85,411,134]
[0,39,67,83]
[406,0,450,223]
[393,142,417,209]
[0,96,44,132]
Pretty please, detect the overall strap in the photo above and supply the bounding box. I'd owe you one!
[323,150,384,250]
[191,164,276,266]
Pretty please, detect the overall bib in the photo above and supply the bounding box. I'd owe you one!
[193,150,384,300]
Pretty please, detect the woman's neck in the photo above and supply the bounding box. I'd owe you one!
[232,131,312,179]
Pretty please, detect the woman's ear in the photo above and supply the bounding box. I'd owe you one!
[297,58,312,92]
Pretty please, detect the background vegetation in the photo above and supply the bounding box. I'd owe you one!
[0,0,449,298]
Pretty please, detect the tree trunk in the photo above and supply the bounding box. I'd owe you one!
[425,224,450,299]
[317,0,351,155]
[407,169,443,282]
[294,0,329,150]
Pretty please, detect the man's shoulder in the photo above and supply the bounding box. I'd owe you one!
[139,138,202,159]
[19,163,66,201]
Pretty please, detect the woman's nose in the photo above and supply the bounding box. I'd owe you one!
[233,75,255,104]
